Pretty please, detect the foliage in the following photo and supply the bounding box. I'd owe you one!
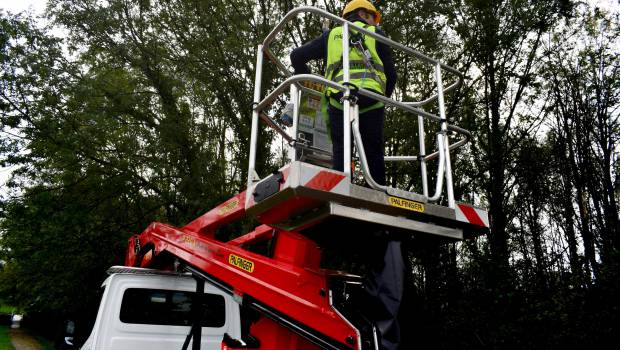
[0,0,619,349]
[0,304,15,315]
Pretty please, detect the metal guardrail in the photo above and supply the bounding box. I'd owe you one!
[247,6,471,208]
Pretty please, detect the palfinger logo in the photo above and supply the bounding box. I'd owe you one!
[229,254,255,273]
[218,198,240,216]
[387,196,425,213]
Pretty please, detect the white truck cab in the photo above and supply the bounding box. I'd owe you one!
[81,266,241,350]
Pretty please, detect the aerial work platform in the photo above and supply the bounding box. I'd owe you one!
[245,6,489,241]
[128,6,489,350]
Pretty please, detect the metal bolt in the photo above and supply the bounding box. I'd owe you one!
[346,336,355,345]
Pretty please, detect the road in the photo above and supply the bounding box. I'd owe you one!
[9,329,43,350]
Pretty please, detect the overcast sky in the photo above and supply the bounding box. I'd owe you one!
[2,0,619,16]
[1,0,46,15]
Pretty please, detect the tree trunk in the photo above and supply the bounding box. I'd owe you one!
[560,162,585,284]
[487,57,510,283]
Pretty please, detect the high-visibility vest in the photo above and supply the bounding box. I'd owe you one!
[325,21,387,99]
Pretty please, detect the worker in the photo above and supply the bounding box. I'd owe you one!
[290,2,402,350]
[290,0,397,186]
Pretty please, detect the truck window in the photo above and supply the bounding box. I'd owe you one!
[119,288,226,327]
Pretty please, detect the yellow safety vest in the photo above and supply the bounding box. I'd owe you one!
[325,21,387,112]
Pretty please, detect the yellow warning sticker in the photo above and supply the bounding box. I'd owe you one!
[301,80,326,93]
[228,254,254,273]
[388,196,425,213]
[218,198,240,216]
[182,235,199,248]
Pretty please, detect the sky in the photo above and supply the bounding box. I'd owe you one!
[2,0,619,17]
[0,0,46,15]
[0,0,46,16]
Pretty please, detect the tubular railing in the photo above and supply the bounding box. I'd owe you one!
[247,6,471,208]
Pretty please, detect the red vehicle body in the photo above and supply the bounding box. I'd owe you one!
[126,165,487,350]
[126,191,360,350]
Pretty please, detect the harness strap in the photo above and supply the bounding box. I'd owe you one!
[333,72,387,91]
[327,24,384,83]
[326,60,385,76]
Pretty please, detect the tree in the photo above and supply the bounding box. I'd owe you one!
[2,1,620,348]
[1,0,288,330]
[443,0,572,278]
[544,6,620,279]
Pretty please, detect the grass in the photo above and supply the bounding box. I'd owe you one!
[0,326,15,350]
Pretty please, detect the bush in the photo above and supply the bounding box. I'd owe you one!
[0,315,10,327]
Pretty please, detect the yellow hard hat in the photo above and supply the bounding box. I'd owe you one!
[342,0,382,24]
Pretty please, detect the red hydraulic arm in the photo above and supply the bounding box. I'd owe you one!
[126,192,361,350]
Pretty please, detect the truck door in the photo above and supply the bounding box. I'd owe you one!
[102,276,239,350]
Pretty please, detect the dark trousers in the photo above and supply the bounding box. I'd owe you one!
[329,98,402,350]
[328,99,386,186]
[365,240,404,350]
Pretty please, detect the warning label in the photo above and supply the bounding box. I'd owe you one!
[388,196,425,213]
[228,254,255,273]
[218,198,240,216]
